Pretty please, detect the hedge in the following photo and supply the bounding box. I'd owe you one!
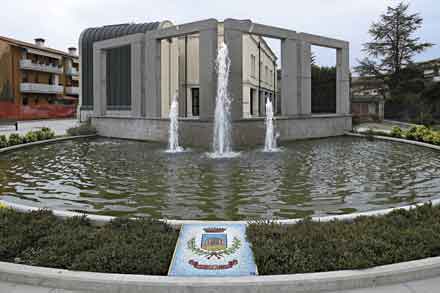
[0,127,55,149]
[247,203,440,275]
[362,125,440,146]
[0,209,179,275]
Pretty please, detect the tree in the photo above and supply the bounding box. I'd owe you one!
[355,2,433,89]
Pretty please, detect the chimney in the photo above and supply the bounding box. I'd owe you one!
[68,47,77,56]
[34,38,45,47]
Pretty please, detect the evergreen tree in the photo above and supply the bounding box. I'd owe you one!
[355,2,433,89]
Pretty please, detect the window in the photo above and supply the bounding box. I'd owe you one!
[265,66,269,83]
[192,88,200,117]
[270,70,273,85]
[22,97,28,105]
[251,54,256,78]
[250,88,254,116]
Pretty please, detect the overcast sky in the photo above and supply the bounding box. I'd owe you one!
[1,0,438,69]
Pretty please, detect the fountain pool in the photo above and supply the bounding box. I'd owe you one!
[1,136,440,220]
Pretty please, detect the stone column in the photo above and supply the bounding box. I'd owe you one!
[144,36,161,118]
[298,40,311,115]
[281,38,299,116]
[93,49,106,116]
[199,27,218,121]
[224,24,243,121]
[131,41,143,117]
[178,37,187,117]
[336,46,350,114]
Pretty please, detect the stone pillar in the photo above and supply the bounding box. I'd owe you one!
[178,37,187,117]
[93,49,106,116]
[336,46,350,114]
[199,27,218,121]
[224,25,243,121]
[281,38,299,116]
[131,41,143,117]
[144,36,161,118]
[298,40,311,115]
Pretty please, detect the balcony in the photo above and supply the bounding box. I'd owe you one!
[434,76,440,83]
[20,83,64,94]
[20,59,63,74]
[65,86,79,95]
[66,67,79,76]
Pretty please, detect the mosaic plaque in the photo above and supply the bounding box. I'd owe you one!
[168,223,258,277]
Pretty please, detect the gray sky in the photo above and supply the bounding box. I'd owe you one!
[1,0,438,69]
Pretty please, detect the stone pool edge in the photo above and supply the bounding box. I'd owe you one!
[1,131,440,227]
[0,134,98,154]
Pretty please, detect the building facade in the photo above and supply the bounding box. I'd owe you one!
[418,58,440,83]
[80,19,351,147]
[0,36,79,120]
[158,24,278,119]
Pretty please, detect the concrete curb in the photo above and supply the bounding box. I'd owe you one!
[0,134,97,154]
[1,256,440,292]
[346,132,440,151]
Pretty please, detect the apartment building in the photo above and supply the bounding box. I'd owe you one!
[418,58,440,83]
[0,36,79,120]
[160,23,278,118]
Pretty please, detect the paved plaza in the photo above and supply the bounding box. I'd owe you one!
[0,119,79,137]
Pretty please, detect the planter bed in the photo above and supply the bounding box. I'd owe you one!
[0,208,178,276]
[247,203,440,275]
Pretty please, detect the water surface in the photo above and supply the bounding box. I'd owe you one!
[1,137,439,220]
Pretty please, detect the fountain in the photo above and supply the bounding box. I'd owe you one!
[263,97,279,152]
[166,95,184,153]
[210,43,238,158]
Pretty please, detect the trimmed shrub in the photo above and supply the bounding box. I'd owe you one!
[8,133,23,146]
[247,204,440,275]
[24,131,38,143]
[390,126,403,138]
[35,128,55,140]
[0,209,178,275]
[0,135,7,148]
[67,123,97,136]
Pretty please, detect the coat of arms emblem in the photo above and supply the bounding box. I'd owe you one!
[187,227,241,270]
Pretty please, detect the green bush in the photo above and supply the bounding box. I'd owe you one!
[24,131,38,143]
[247,204,440,275]
[365,125,440,146]
[390,126,403,138]
[8,133,23,146]
[35,128,55,140]
[0,209,178,275]
[0,135,7,148]
[67,123,97,136]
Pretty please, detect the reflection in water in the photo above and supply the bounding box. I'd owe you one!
[1,137,440,220]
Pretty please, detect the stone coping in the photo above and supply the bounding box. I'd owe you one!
[1,255,440,292]
[1,131,440,227]
[0,134,97,154]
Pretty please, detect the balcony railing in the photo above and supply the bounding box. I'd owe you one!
[65,86,79,95]
[66,67,79,76]
[20,83,64,94]
[20,59,63,74]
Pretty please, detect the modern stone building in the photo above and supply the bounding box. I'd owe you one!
[0,36,79,120]
[80,19,351,147]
